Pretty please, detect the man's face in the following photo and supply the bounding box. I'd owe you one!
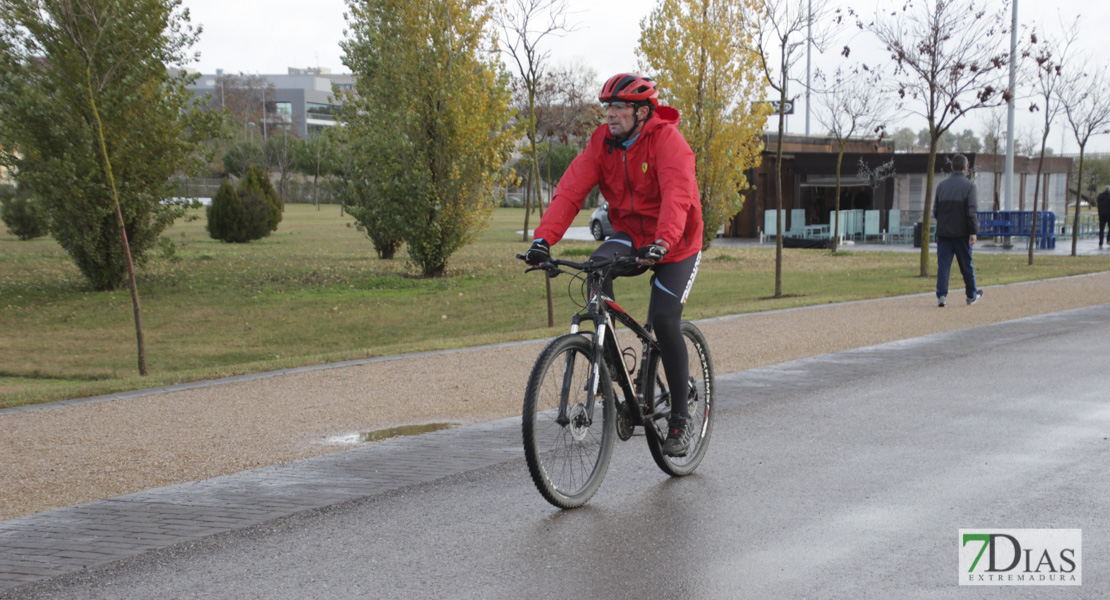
[606,102,647,138]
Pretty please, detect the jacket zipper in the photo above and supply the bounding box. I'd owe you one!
[621,149,648,242]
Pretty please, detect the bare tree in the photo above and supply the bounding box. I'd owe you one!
[1014,125,1039,160]
[980,106,1006,153]
[980,105,1007,209]
[814,65,888,253]
[538,60,600,152]
[296,127,339,211]
[264,131,300,204]
[498,0,576,244]
[210,73,278,142]
[753,0,837,298]
[1057,61,1110,256]
[863,0,1011,277]
[858,157,896,198]
[1024,21,1075,265]
[530,62,600,206]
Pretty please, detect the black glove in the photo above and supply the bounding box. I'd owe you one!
[636,240,668,263]
[524,239,550,266]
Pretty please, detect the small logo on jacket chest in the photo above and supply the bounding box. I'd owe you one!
[641,162,648,173]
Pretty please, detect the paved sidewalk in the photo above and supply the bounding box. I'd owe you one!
[5,303,1110,593]
[4,264,1110,594]
[0,418,522,592]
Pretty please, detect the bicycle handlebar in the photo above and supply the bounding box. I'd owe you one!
[515,253,639,275]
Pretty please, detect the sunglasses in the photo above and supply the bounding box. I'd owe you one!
[603,101,634,111]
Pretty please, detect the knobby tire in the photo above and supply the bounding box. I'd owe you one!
[645,321,716,476]
[522,334,616,509]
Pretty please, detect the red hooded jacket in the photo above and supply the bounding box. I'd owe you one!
[533,105,703,263]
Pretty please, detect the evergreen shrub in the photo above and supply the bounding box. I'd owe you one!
[241,166,282,231]
[206,178,271,243]
[207,179,243,242]
[0,186,49,240]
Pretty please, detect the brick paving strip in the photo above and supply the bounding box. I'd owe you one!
[0,418,524,591]
[2,272,1109,592]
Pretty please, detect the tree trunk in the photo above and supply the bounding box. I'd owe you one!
[313,169,320,211]
[522,84,540,242]
[919,137,938,277]
[1028,135,1048,266]
[1070,147,1086,257]
[545,272,554,328]
[832,146,844,253]
[280,168,288,207]
[533,157,544,217]
[773,88,786,298]
[521,169,532,242]
[84,63,147,376]
[545,144,554,218]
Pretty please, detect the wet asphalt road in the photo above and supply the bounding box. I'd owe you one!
[8,304,1110,599]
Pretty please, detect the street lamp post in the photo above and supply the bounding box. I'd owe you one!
[1003,0,1018,248]
[805,0,812,137]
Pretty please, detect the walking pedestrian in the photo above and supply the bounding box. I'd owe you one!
[1097,185,1110,248]
[933,154,983,307]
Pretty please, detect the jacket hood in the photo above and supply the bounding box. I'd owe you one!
[648,105,680,130]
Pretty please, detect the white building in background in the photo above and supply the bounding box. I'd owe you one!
[888,154,1074,218]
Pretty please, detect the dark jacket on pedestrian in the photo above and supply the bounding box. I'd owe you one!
[933,171,979,237]
[1098,190,1110,219]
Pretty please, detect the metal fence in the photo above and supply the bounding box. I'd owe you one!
[173,176,340,205]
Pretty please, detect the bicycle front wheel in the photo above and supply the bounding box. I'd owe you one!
[522,333,615,509]
[645,321,716,476]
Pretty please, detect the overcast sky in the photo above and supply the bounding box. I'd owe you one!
[181,0,1110,152]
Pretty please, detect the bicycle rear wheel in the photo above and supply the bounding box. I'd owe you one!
[522,333,615,509]
[645,321,715,476]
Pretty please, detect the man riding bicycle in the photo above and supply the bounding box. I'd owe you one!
[524,73,703,457]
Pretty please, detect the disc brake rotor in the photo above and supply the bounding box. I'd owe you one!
[567,403,590,442]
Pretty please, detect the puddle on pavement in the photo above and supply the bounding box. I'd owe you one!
[359,423,457,442]
[326,423,458,445]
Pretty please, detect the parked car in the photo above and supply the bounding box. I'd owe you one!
[590,201,614,241]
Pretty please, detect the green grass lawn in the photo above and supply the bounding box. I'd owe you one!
[3,203,1109,408]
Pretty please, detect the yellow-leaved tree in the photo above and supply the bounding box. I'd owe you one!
[637,0,771,249]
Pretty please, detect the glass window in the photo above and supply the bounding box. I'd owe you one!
[307,102,337,121]
[273,102,293,124]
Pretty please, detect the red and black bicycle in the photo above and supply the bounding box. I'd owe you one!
[517,254,715,509]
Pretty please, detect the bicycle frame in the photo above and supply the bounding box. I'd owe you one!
[555,260,665,435]
[519,252,716,507]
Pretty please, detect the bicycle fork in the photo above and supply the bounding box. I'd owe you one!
[554,310,662,432]
[554,313,605,427]
[555,312,623,428]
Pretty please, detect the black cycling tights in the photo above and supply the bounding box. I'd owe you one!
[591,233,701,418]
